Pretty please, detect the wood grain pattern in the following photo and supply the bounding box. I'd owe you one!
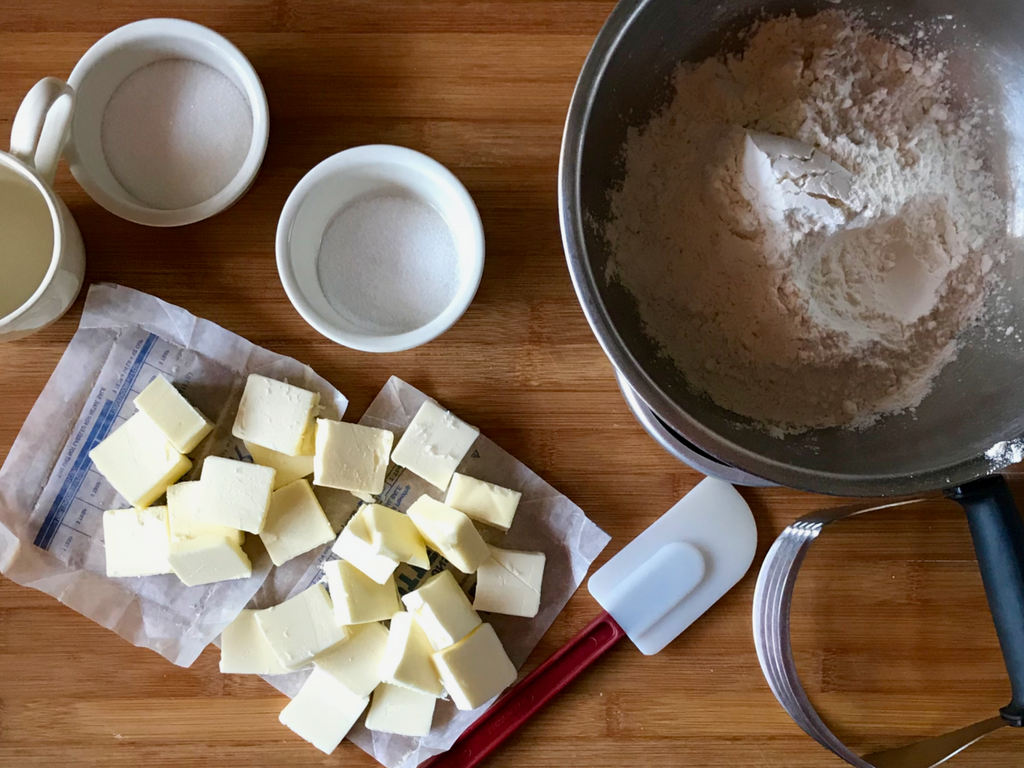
[0,2,1020,766]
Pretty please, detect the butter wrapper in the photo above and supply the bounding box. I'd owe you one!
[0,284,348,667]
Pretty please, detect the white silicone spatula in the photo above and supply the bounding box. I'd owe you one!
[423,477,758,768]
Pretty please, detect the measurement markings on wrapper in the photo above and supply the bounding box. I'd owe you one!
[33,332,180,553]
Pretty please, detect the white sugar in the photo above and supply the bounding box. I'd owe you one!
[316,193,460,334]
[101,59,253,210]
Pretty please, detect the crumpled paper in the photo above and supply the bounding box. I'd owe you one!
[260,376,611,768]
[0,284,348,666]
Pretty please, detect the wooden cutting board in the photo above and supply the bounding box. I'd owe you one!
[0,1,1019,766]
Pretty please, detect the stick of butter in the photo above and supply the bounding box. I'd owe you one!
[198,456,275,534]
[323,559,400,625]
[219,608,290,675]
[313,419,394,496]
[279,667,369,755]
[401,569,481,651]
[168,534,252,587]
[232,374,320,457]
[406,495,490,574]
[445,473,521,532]
[378,611,444,697]
[473,545,546,619]
[260,479,335,567]
[166,481,244,545]
[254,584,349,669]
[313,621,389,698]
[133,374,212,454]
[245,440,314,490]
[391,400,479,490]
[332,511,401,584]
[432,623,517,711]
[363,504,429,569]
[102,506,174,578]
[89,412,192,508]
[365,682,436,737]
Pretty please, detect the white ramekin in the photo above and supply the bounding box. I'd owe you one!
[276,145,485,353]
[65,18,269,227]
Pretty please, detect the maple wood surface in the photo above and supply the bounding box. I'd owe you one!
[0,2,1020,766]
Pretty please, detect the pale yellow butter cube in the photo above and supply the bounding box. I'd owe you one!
[89,412,192,508]
[102,506,173,578]
[363,504,429,569]
[391,400,479,490]
[198,456,275,534]
[365,683,436,737]
[279,667,368,755]
[260,479,334,567]
[406,495,489,574]
[332,511,400,584]
[232,374,320,456]
[432,623,517,711]
[378,611,443,696]
[401,569,481,651]
[133,375,212,454]
[323,559,400,625]
[473,546,546,618]
[169,534,252,587]
[313,419,394,496]
[166,481,243,545]
[245,440,314,490]
[254,584,349,669]
[219,608,290,675]
[313,621,390,697]
[445,473,521,532]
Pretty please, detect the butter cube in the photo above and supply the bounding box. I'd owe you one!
[198,456,275,534]
[378,611,443,696]
[332,511,401,584]
[391,400,479,490]
[89,413,192,508]
[323,559,400,625]
[245,440,314,490]
[473,546,546,618]
[219,608,290,675]
[365,683,436,737]
[313,621,390,697]
[168,535,252,587]
[254,584,349,669]
[232,374,320,456]
[102,506,173,578]
[166,481,243,545]
[445,474,521,532]
[432,623,517,710]
[363,504,429,569]
[133,375,212,454]
[279,667,369,755]
[406,495,490,574]
[313,419,394,496]
[401,569,481,651]
[260,479,334,566]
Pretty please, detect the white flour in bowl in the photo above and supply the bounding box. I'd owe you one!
[605,11,1006,432]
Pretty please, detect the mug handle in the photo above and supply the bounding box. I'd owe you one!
[10,77,75,186]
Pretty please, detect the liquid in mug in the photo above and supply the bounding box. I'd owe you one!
[0,165,54,319]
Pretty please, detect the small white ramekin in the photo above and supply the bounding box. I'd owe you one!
[276,145,485,353]
[65,19,269,227]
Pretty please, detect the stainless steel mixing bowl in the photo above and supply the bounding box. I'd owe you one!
[560,0,1024,497]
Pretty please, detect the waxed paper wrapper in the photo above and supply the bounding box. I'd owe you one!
[258,376,611,768]
[0,284,349,667]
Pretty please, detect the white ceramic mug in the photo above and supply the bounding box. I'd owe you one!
[0,78,85,343]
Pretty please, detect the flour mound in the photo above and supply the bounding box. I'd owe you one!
[605,11,1004,432]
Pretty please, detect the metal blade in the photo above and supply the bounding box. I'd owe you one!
[863,718,1008,768]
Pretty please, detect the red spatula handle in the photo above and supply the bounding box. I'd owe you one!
[422,611,626,768]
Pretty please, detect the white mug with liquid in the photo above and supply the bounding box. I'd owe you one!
[0,77,85,343]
